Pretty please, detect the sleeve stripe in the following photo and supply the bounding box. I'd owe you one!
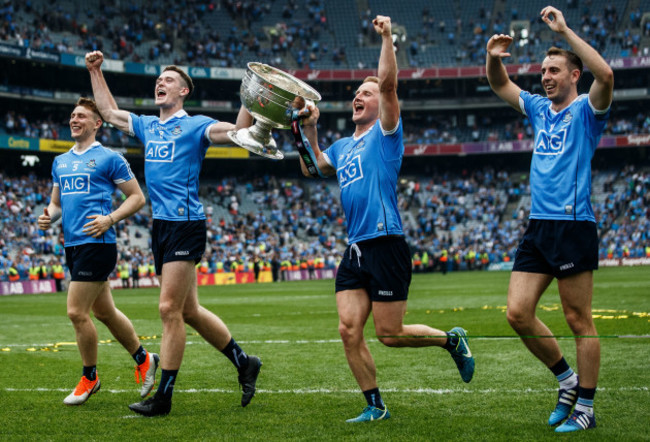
[380,119,400,135]
[205,123,216,143]
[588,97,610,115]
[322,151,333,167]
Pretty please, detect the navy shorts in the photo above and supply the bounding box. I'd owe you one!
[513,219,598,279]
[336,236,412,302]
[151,219,206,275]
[65,243,117,282]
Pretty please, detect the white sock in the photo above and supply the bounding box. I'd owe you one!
[559,372,578,390]
[574,402,594,416]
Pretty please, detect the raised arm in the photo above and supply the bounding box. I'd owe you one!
[85,51,131,133]
[486,34,523,111]
[373,15,400,131]
[540,6,613,111]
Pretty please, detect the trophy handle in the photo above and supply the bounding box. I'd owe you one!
[227,121,284,160]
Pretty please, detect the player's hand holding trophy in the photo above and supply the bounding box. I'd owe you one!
[228,62,321,160]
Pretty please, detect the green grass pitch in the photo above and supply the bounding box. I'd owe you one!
[1,266,648,440]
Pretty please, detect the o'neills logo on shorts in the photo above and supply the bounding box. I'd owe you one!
[175,251,190,256]
[559,262,575,271]
[378,290,393,296]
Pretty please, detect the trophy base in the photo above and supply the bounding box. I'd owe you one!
[227,129,284,160]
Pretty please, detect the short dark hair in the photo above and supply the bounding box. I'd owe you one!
[75,97,102,121]
[163,65,195,100]
[546,47,583,77]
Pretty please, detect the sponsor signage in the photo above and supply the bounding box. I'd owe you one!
[599,257,650,267]
[210,67,246,80]
[25,48,60,63]
[0,42,23,57]
[0,280,56,296]
[0,135,39,151]
[108,276,160,289]
[201,100,233,110]
[0,39,648,80]
[125,62,159,76]
[403,135,649,157]
[205,147,250,159]
[39,139,74,152]
[60,53,124,72]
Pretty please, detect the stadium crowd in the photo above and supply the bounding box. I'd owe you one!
[2,163,648,283]
[5,108,650,149]
[0,0,648,70]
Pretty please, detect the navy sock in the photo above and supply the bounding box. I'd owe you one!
[156,369,178,401]
[363,388,385,410]
[576,386,596,415]
[578,386,596,401]
[443,332,458,351]
[549,357,571,377]
[83,365,97,381]
[132,345,147,365]
[221,338,249,371]
[549,357,578,388]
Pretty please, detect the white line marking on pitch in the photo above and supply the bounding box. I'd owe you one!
[4,386,648,395]
[4,335,650,349]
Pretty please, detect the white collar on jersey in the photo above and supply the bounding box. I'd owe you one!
[159,109,188,124]
[352,123,374,141]
[71,141,101,155]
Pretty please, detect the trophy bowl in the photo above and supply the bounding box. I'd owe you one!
[228,62,321,160]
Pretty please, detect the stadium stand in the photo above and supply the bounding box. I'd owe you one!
[0,0,649,284]
[0,0,648,68]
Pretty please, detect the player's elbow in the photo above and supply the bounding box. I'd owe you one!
[134,193,146,211]
[99,109,124,129]
[599,67,614,90]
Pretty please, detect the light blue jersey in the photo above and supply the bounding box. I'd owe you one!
[323,119,404,244]
[52,142,135,246]
[519,91,610,222]
[129,110,216,221]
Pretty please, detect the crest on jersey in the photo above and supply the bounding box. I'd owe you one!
[86,159,96,168]
[562,111,573,123]
[172,125,182,135]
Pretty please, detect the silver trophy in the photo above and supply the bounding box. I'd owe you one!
[228,62,322,160]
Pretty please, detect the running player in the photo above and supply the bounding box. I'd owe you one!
[85,52,261,416]
[38,97,158,406]
[296,15,475,423]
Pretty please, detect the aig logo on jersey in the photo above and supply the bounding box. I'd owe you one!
[145,141,175,162]
[60,173,90,194]
[534,128,567,156]
[338,155,364,189]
